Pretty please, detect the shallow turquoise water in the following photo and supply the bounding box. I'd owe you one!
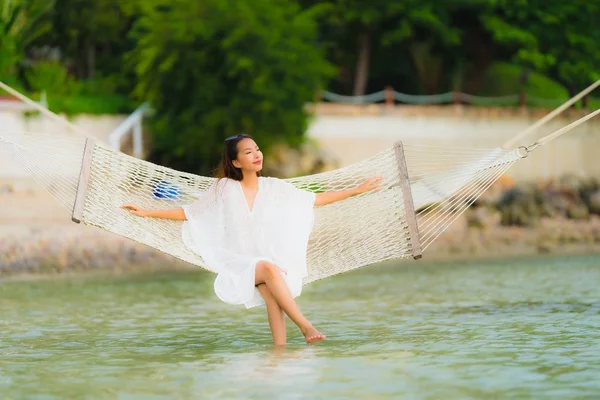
[1,254,600,399]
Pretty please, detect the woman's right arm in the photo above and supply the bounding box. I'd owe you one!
[121,204,187,221]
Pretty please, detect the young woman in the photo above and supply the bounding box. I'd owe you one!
[122,134,381,345]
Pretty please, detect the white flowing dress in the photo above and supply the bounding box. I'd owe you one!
[181,177,316,309]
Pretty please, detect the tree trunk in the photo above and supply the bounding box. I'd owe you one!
[409,41,443,94]
[353,30,371,97]
[463,33,496,94]
[340,65,353,94]
[86,43,95,79]
[568,86,577,109]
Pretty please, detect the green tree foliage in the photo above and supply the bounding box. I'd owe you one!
[25,60,69,94]
[129,0,333,175]
[0,0,54,80]
[42,0,135,90]
[304,0,599,95]
[466,0,600,92]
[305,0,463,94]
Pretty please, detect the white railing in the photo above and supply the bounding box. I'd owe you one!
[1,81,154,159]
[108,102,152,159]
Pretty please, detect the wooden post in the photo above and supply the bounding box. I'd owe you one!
[394,141,422,260]
[582,95,589,109]
[519,90,527,107]
[72,138,95,224]
[384,86,394,106]
[452,90,461,105]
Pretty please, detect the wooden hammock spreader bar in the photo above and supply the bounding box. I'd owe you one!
[393,141,422,259]
[72,138,95,224]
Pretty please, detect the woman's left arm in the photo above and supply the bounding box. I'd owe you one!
[314,176,383,207]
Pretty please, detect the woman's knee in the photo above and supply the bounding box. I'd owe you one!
[256,261,282,281]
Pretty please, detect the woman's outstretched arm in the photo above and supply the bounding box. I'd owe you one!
[314,176,383,207]
[121,204,187,221]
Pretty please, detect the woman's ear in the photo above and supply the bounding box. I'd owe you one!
[232,159,241,168]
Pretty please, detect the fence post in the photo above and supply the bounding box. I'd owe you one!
[519,90,527,107]
[384,86,394,106]
[452,90,460,105]
[582,95,589,109]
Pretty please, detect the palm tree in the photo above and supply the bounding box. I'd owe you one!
[0,0,54,79]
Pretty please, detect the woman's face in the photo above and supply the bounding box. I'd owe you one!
[233,138,263,173]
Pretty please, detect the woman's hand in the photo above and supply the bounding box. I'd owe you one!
[314,176,384,207]
[121,204,148,217]
[120,205,187,220]
[355,176,384,194]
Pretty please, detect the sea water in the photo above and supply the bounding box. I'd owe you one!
[1,254,599,399]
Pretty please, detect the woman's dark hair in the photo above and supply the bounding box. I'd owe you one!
[216,134,260,180]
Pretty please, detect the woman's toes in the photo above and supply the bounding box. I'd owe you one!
[306,333,326,344]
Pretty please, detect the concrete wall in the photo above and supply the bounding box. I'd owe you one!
[1,105,599,183]
[307,104,600,182]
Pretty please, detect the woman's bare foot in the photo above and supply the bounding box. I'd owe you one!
[302,325,326,344]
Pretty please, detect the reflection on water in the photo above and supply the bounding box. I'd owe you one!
[1,254,599,399]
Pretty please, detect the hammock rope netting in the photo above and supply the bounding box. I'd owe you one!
[1,79,599,284]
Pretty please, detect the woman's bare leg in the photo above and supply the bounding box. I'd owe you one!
[256,283,286,346]
[255,261,325,344]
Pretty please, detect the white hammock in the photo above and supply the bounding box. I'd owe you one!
[1,81,598,283]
